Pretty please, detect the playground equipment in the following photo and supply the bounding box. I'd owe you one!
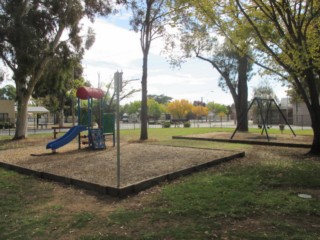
[46,86,115,152]
[231,97,296,141]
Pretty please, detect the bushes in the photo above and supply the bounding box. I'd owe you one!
[183,121,191,128]
[162,121,191,128]
[0,122,14,129]
[162,121,171,128]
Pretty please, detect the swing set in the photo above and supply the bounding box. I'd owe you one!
[231,97,296,141]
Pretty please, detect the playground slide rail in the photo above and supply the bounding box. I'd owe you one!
[46,125,87,150]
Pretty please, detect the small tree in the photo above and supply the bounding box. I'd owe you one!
[167,99,193,119]
[123,101,142,116]
[192,106,209,120]
[148,98,165,120]
[165,0,256,132]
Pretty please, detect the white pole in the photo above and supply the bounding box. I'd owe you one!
[115,71,122,188]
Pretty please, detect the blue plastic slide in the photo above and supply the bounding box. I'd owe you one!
[46,125,87,150]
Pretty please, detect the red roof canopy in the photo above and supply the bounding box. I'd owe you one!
[76,87,104,100]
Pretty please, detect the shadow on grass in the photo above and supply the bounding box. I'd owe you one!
[103,158,320,239]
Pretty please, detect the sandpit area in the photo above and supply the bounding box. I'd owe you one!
[0,140,244,196]
[173,131,313,147]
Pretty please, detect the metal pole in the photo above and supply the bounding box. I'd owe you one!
[231,98,256,139]
[258,98,270,141]
[272,99,296,136]
[115,71,121,188]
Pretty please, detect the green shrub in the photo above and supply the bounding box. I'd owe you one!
[162,121,171,128]
[0,122,14,129]
[183,121,191,128]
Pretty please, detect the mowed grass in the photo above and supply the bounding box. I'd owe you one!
[102,159,320,240]
[0,127,319,239]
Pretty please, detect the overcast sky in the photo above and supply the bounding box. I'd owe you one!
[82,13,288,106]
[0,10,288,106]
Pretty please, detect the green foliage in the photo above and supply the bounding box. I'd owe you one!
[253,80,278,101]
[0,121,14,129]
[0,1,113,138]
[0,84,16,100]
[148,94,172,104]
[183,121,191,128]
[207,102,229,115]
[147,98,166,119]
[123,101,141,115]
[129,0,175,140]
[33,47,87,112]
[162,121,171,128]
[233,0,320,152]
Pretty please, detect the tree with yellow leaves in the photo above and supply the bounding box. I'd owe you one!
[192,106,209,120]
[167,99,193,119]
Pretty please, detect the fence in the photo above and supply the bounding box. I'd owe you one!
[0,115,313,137]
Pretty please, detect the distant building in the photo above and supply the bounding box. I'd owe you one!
[227,97,312,127]
[0,100,15,123]
[14,106,50,128]
[291,101,312,127]
[268,98,311,127]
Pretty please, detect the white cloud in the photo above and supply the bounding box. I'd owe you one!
[82,15,288,106]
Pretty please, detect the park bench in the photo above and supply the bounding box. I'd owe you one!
[38,123,48,129]
[52,126,72,139]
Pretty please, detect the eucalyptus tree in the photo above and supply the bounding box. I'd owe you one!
[0,0,113,139]
[129,0,176,140]
[32,48,87,126]
[166,17,253,131]
[0,84,16,100]
[232,0,320,154]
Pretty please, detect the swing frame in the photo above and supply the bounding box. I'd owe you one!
[231,97,296,141]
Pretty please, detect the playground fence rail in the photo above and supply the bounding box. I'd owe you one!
[0,115,312,137]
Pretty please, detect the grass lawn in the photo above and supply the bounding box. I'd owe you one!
[0,128,319,240]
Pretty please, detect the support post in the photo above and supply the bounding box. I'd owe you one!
[272,99,296,136]
[115,71,122,188]
[231,98,256,139]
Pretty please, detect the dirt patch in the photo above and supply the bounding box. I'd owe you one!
[0,139,242,188]
[181,131,313,145]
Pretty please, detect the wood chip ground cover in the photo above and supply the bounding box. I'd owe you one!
[0,139,240,187]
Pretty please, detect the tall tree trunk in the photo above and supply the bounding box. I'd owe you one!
[140,53,148,140]
[310,116,320,155]
[14,82,31,139]
[200,53,250,132]
[139,0,153,141]
[58,109,64,127]
[58,94,66,127]
[236,55,249,132]
[304,70,320,155]
[71,97,75,126]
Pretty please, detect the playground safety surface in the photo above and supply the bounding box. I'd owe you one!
[173,131,313,148]
[0,140,244,197]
